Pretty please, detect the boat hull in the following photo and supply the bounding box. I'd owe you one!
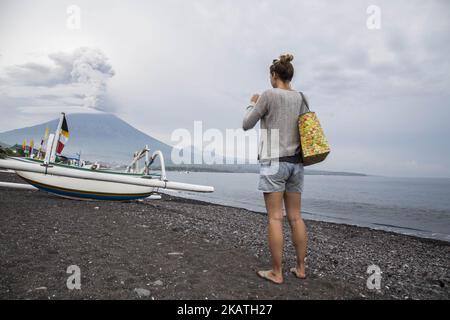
[16,171,156,201]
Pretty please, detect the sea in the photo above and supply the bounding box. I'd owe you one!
[163,172,450,242]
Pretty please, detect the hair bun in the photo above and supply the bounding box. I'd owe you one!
[279,53,294,63]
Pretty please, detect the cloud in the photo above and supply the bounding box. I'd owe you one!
[65,48,115,109]
[0,47,115,111]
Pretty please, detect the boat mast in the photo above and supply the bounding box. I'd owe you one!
[49,112,65,163]
[43,134,55,165]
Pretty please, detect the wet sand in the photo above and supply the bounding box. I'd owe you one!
[0,172,448,299]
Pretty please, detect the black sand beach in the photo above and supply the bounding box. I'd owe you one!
[0,172,448,300]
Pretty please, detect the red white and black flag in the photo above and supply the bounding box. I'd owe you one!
[56,115,70,154]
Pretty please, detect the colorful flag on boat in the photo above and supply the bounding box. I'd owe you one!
[29,139,34,155]
[22,139,27,151]
[38,127,49,158]
[56,115,69,154]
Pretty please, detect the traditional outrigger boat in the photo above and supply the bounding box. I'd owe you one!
[0,113,214,200]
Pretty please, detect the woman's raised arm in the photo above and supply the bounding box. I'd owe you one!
[242,91,269,131]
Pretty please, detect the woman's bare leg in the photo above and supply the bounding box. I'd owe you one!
[284,192,307,278]
[257,192,284,284]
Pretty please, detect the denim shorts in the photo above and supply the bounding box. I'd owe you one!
[258,160,304,193]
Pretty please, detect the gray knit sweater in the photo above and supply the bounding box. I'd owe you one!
[242,88,309,161]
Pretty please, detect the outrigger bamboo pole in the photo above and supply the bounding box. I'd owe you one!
[0,158,214,193]
[0,181,38,190]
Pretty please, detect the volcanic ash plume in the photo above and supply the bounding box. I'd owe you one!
[68,47,115,110]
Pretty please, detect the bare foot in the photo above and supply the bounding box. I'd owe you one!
[290,266,306,279]
[256,270,283,284]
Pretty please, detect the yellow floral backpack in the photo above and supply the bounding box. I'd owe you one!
[298,92,331,166]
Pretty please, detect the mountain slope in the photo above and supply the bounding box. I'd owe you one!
[0,141,11,148]
[0,113,173,164]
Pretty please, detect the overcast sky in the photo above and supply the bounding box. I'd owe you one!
[0,0,449,178]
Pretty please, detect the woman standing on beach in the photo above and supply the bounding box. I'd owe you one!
[242,54,308,284]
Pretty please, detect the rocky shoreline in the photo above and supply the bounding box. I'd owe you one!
[0,172,448,299]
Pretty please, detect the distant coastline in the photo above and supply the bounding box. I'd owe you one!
[162,164,368,176]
